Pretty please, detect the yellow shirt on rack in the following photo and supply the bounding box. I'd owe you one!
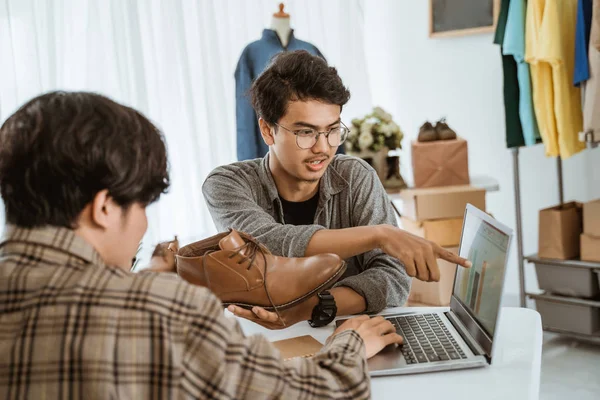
[525,0,585,158]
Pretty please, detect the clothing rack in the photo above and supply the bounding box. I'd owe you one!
[580,129,600,149]
[512,146,600,343]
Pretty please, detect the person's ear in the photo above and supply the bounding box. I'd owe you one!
[90,189,116,229]
[259,119,275,146]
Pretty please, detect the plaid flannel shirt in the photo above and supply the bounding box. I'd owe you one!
[0,226,370,399]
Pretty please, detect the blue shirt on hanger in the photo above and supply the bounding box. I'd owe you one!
[235,30,342,161]
[503,0,541,146]
[574,0,593,87]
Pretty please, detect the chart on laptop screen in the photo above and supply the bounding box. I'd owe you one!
[453,212,510,336]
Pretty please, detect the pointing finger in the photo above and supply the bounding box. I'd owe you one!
[435,245,472,268]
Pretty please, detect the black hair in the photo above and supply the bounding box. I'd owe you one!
[249,50,350,124]
[0,91,170,228]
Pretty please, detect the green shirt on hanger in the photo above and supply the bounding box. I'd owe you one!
[495,0,526,148]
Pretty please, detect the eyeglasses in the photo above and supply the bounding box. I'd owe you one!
[274,122,349,150]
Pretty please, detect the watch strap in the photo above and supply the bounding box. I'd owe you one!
[308,290,337,327]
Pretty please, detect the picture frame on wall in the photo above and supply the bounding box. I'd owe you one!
[429,0,501,38]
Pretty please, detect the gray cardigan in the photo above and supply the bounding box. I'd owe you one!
[202,154,411,313]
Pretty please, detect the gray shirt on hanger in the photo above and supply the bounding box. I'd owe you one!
[202,154,411,313]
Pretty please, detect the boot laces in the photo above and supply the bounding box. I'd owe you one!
[227,235,269,270]
[226,234,285,326]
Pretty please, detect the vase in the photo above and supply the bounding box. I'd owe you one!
[384,155,408,190]
[347,147,407,190]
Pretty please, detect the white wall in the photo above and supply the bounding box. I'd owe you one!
[364,0,600,303]
[0,0,371,266]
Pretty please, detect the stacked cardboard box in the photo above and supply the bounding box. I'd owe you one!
[581,199,600,262]
[532,199,600,335]
[538,202,583,260]
[536,199,600,262]
[398,185,486,306]
[534,202,596,300]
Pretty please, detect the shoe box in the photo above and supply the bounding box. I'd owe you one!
[411,138,469,189]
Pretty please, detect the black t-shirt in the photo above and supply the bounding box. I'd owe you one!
[279,191,319,225]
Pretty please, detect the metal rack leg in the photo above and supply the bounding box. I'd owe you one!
[557,156,564,205]
[512,148,526,307]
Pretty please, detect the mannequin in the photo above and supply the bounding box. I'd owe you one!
[271,3,292,47]
[235,3,331,161]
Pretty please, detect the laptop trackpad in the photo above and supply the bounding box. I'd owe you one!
[367,344,406,371]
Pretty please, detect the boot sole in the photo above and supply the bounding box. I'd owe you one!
[222,261,347,312]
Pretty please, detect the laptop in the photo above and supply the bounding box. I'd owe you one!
[336,203,513,376]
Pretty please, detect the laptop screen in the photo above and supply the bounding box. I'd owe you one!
[452,208,511,337]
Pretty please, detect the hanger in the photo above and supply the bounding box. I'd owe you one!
[273,3,290,18]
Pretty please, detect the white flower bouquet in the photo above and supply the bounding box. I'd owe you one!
[346,106,403,153]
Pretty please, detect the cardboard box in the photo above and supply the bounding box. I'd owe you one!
[581,233,600,262]
[411,138,469,188]
[538,202,583,260]
[407,247,459,306]
[583,199,600,236]
[399,185,486,221]
[401,217,463,247]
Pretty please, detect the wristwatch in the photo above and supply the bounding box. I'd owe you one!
[308,290,337,327]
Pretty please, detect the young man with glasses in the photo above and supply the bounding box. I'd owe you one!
[203,50,471,329]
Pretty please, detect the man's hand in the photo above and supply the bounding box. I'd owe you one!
[227,299,315,330]
[377,225,472,282]
[333,315,404,359]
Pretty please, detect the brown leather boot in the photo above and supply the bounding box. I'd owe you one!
[175,230,346,311]
[435,118,457,140]
[417,121,438,142]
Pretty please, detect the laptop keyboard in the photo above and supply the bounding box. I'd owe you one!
[388,314,467,364]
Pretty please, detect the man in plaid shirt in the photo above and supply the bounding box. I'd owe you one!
[0,91,403,399]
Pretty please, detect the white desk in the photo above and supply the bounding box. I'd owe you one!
[236,306,542,400]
